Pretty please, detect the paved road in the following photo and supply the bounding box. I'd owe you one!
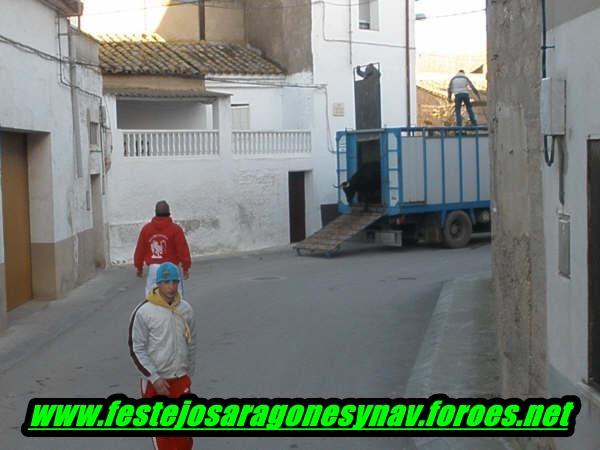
[0,240,490,449]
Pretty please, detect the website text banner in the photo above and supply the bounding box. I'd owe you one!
[22,394,581,437]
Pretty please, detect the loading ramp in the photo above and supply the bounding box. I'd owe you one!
[294,208,385,256]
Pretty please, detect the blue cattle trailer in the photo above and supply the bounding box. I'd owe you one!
[294,126,491,255]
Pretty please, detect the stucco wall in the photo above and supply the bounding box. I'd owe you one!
[106,137,321,264]
[117,100,208,130]
[205,79,285,130]
[542,7,600,448]
[311,0,417,133]
[209,73,337,214]
[489,2,600,446]
[105,76,334,263]
[244,0,312,74]
[0,0,104,314]
[0,1,99,242]
[80,0,245,43]
[205,0,245,43]
[543,4,600,392]
[487,0,547,400]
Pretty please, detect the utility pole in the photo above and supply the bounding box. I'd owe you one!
[198,0,206,40]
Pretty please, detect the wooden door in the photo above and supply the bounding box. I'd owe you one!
[289,172,306,243]
[1,133,33,310]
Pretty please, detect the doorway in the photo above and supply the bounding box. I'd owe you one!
[289,172,306,243]
[91,174,106,268]
[355,138,382,204]
[588,139,600,387]
[1,133,33,310]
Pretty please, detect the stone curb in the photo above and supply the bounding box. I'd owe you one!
[404,272,515,450]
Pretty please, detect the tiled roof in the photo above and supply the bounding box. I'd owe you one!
[97,34,284,77]
[103,87,230,100]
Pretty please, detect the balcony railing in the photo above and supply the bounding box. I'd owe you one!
[122,130,219,157]
[232,131,311,156]
[120,130,312,158]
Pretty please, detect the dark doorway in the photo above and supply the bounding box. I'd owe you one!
[588,139,600,387]
[91,174,106,268]
[289,172,306,243]
[1,133,33,310]
[355,138,382,204]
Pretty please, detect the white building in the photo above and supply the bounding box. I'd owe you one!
[489,0,600,447]
[78,0,415,263]
[0,0,104,329]
[541,2,600,446]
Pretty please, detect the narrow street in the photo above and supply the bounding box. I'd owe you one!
[0,242,490,450]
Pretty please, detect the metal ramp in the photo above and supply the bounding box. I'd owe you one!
[294,208,385,256]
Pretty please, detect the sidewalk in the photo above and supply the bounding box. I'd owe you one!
[405,273,514,450]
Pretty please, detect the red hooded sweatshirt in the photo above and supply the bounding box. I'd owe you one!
[133,217,191,272]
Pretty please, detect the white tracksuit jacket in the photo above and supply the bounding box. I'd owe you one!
[129,297,196,383]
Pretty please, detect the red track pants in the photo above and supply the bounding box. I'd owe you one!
[141,375,193,450]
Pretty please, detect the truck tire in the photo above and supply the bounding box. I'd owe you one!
[443,210,472,248]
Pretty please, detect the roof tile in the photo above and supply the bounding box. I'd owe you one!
[97,34,284,77]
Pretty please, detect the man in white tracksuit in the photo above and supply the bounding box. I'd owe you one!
[129,261,196,450]
[447,70,481,126]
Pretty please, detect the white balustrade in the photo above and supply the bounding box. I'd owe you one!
[232,131,311,156]
[121,130,311,158]
[122,130,219,157]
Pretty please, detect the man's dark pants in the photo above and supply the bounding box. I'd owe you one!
[454,93,477,126]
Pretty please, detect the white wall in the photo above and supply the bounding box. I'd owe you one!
[544,7,600,385]
[205,78,285,130]
[311,0,417,135]
[117,100,208,130]
[106,135,320,263]
[0,0,102,245]
[207,74,338,223]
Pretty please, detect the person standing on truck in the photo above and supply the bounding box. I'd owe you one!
[447,70,481,126]
[134,201,191,296]
[129,262,196,450]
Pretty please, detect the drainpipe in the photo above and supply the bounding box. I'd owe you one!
[542,0,548,78]
[198,0,206,40]
[405,0,412,126]
[68,24,82,177]
[348,0,353,65]
[542,0,558,170]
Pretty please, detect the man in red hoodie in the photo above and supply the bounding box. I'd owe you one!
[134,201,192,296]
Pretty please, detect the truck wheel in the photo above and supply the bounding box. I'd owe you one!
[443,210,472,248]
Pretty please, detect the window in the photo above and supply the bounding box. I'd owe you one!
[359,0,379,30]
[89,121,100,149]
[232,104,250,130]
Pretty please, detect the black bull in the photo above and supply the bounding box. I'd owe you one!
[342,161,381,204]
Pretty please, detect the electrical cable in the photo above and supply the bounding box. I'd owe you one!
[0,32,101,72]
[419,8,486,20]
[544,135,555,167]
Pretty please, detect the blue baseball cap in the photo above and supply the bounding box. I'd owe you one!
[155,262,181,284]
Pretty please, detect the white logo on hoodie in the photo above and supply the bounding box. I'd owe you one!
[149,234,168,259]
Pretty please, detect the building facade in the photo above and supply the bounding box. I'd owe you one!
[0,0,104,329]
[78,0,416,262]
[489,0,600,447]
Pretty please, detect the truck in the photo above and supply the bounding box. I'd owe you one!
[294,64,490,256]
[294,126,490,256]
